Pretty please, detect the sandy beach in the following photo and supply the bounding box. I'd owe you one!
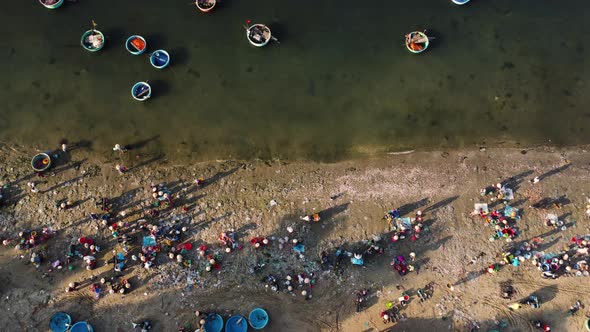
[0,143,589,331]
[3,1,590,331]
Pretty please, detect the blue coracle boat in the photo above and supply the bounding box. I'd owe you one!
[49,312,71,332]
[150,50,170,69]
[225,315,248,332]
[249,308,269,330]
[69,321,94,332]
[125,35,147,55]
[39,0,64,9]
[131,82,152,101]
[203,313,224,332]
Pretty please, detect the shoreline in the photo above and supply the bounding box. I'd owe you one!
[0,143,589,331]
[4,138,586,164]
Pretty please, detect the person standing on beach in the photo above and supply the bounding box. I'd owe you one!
[65,282,79,293]
[115,164,127,174]
[300,213,320,222]
[27,182,39,193]
[113,144,127,153]
[195,311,208,329]
[59,139,68,153]
[58,201,72,210]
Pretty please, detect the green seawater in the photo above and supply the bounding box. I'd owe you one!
[0,0,588,161]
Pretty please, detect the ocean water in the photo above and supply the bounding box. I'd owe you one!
[0,0,588,161]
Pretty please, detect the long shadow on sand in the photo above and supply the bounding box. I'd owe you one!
[199,166,240,189]
[129,154,165,172]
[125,135,160,151]
[538,164,571,181]
[423,195,459,213]
[502,170,534,191]
[29,184,575,332]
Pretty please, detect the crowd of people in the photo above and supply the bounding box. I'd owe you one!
[1,142,589,331]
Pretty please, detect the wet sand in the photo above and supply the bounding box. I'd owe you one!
[0,1,589,161]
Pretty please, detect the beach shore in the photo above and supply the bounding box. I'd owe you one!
[0,143,589,331]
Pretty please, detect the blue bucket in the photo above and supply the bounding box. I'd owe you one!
[49,312,71,332]
[225,315,248,332]
[143,236,157,247]
[203,313,223,332]
[249,308,269,329]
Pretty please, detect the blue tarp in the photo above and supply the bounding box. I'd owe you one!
[143,236,156,247]
[293,244,305,253]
